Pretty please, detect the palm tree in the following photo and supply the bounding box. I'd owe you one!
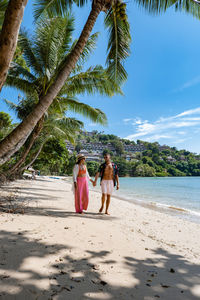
[14,113,84,175]
[1,0,200,165]
[5,95,106,174]
[3,13,121,173]
[0,0,28,91]
[0,1,130,165]
[21,118,82,174]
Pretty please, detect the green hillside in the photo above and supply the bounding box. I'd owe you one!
[71,131,200,177]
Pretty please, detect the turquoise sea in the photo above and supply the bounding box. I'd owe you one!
[92,177,200,222]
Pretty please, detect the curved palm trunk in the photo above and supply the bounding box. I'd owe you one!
[20,140,45,173]
[0,0,28,92]
[0,0,104,165]
[8,116,44,174]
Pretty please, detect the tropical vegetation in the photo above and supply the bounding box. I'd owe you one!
[0,12,124,177]
[0,0,131,164]
[70,131,200,177]
[1,0,200,168]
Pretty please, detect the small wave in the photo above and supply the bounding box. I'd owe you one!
[169,206,187,212]
[112,192,200,220]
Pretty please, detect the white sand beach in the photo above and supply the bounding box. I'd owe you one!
[0,176,200,300]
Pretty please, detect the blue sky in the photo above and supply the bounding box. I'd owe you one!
[1,1,200,153]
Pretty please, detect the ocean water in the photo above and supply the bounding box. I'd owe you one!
[92,177,200,221]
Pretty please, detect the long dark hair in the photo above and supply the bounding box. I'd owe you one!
[76,158,86,165]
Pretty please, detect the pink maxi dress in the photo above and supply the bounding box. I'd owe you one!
[74,165,89,213]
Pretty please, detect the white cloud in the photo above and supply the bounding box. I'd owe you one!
[123,118,132,123]
[173,138,188,144]
[173,76,200,93]
[144,134,173,142]
[178,131,186,135]
[125,107,200,144]
[175,107,200,117]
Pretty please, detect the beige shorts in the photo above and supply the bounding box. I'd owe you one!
[101,180,114,195]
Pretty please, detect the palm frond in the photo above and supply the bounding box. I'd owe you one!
[43,116,83,144]
[3,99,18,112]
[9,62,37,82]
[62,32,99,75]
[33,0,88,20]
[61,65,123,97]
[172,0,200,18]
[34,14,74,77]
[5,75,38,96]
[104,3,131,84]
[18,30,44,76]
[58,97,108,125]
[4,96,38,121]
[0,0,8,11]
[0,0,8,28]
[134,0,200,18]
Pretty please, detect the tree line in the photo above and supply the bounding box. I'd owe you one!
[75,132,200,177]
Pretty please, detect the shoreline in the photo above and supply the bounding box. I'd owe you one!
[62,175,200,225]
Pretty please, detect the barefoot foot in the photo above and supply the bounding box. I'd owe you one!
[105,211,110,215]
[99,207,103,213]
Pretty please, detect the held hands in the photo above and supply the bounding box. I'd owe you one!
[74,182,77,189]
[92,180,97,187]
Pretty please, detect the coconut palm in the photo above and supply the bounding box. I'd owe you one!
[0,1,130,164]
[21,116,83,175]
[1,0,200,165]
[4,94,105,174]
[0,0,28,91]
[3,13,121,172]
[12,110,84,174]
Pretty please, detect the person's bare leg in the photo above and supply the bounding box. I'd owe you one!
[99,194,106,213]
[105,195,111,215]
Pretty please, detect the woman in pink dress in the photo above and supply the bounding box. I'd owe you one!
[73,154,94,214]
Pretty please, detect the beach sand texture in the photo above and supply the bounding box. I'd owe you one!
[0,177,200,300]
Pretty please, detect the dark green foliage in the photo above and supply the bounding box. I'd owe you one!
[65,153,77,176]
[87,161,99,177]
[0,111,12,128]
[112,157,129,177]
[33,138,69,175]
[103,149,113,157]
[75,142,82,153]
[73,131,200,177]
[112,140,124,156]
[0,112,16,141]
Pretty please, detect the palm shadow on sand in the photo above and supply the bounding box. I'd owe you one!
[0,230,200,299]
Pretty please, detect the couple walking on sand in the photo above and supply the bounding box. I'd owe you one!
[73,153,119,215]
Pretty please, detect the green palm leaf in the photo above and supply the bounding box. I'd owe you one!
[18,30,44,76]
[58,97,107,125]
[0,0,8,28]
[105,3,131,84]
[4,97,38,121]
[33,0,88,20]
[134,0,200,18]
[43,116,83,143]
[61,65,123,96]
[5,75,38,97]
[171,0,200,18]
[9,63,36,82]
[60,32,99,75]
[34,14,74,77]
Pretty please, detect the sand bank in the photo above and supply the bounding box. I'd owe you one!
[0,177,200,299]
